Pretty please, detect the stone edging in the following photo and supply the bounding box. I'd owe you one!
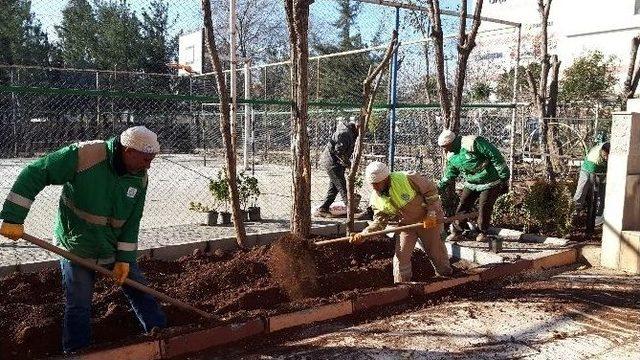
[69,247,578,360]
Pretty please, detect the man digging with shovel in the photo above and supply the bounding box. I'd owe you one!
[0,126,166,354]
[349,161,453,283]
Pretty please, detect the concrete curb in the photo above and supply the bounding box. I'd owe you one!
[74,246,579,359]
[488,227,571,246]
[0,221,368,275]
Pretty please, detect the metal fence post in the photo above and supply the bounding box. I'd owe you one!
[11,68,18,157]
[388,6,400,171]
[508,25,522,190]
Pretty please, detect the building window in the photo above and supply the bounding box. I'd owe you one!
[635,0,640,15]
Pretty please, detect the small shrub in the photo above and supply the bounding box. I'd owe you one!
[522,180,574,236]
[491,191,525,230]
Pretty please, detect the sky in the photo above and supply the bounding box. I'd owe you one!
[30,0,471,45]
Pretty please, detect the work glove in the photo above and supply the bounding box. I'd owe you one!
[422,200,445,222]
[0,221,24,241]
[422,213,439,229]
[349,232,366,245]
[113,262,130,285]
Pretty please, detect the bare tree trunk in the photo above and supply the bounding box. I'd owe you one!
[346,31,398,233]
[202,0,248,248]
[547,55,563,173]
[285,0,312,237]
[425,0,485,214]
[623,34,640,109]
[526,0,556,181]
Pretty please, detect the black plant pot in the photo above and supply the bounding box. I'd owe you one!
[220,212,232,225]
[248,206,261,221]
[205,211,218,226]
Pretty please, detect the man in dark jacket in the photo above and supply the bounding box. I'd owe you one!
[314,118,358,217]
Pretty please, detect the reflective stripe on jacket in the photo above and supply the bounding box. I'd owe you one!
[0,137,147,262]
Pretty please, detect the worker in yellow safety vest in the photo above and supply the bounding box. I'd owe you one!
[349,161,453,282]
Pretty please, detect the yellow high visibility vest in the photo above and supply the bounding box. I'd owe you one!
[370,172,417,215]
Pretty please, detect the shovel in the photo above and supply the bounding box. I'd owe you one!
[313,212,478,246]
[19,233,215,320]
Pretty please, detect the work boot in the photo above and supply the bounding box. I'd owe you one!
[313,208,333,218]
[445,224,463,242]
[476,232,489,242]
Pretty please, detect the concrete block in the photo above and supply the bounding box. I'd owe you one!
[531,249,578,270]
[578,245,601,267]
[256,230,289,246]
[208,236,241,252]
[423,274,480,294]
[311,224,339,238]
[161,319,264,358]
[487,227,522,241]
[353,286,410,312]
[478,260,533,281]
[151,241,207,261]
[17,259,58,274]
[78,341,161,360]
[268,301,353,333]
[620,231,640,274]
[446,242,503,265]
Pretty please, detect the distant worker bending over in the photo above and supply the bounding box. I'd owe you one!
[573,142,609,221]
[437,130,509,242]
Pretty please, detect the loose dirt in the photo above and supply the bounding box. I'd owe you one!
[0,235,457,359]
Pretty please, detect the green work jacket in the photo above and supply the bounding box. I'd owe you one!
[0,137,147,263]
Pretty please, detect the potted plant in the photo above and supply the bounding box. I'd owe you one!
[237,172,251,221]
[189,201,218,226]
[245,174,261,221]
[210,170,231,225]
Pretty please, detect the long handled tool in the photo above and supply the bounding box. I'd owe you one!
[314,212,479,246]
[20,233,215,320]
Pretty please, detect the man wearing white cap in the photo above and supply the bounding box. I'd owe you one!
[437,130,509,242]
[349,161,452,282]
[0,126,166,353]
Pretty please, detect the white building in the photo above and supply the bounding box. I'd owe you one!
[472,0,640,88]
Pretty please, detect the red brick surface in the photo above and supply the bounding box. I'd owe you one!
[161,319,265,358]
[268,301,353,333]
[353,286,411,312]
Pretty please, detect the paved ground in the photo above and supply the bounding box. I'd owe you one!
[0,154,362,239]
[199,266,640,360]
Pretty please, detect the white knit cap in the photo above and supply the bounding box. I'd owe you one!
[120,126,160,154]
[365,161,390,184]
[437,129,456,146]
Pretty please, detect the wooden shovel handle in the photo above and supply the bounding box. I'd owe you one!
[313,212,478,246]
[20,233,215,320]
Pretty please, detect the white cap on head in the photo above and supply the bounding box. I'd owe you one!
[120,126,160,154]
[437,129,456,146]
[365,161,390,184]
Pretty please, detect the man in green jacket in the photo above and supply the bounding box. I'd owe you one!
[0,126,166,353]
[573,142,609,217]
[437,130,509,242]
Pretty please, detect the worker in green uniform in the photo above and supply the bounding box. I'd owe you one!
[574,142,609,220]
[0,126,166,353]
[437,130,509,242]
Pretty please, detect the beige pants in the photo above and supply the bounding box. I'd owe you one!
[393,225,452,283]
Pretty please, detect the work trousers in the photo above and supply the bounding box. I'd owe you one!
[455,185,505,233]
[393,225,452,283]
[61,259,166,353]
[319,165,348,210]
[573,170,606,216]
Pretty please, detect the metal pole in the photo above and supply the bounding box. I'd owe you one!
[230,0,238,151]
[243,60,251,170]
[96,71,100,132]
[251,109,255,175]
[11,68,18,157]
[508,25,522,191]
[593,101,600,142]
[388,6,400,171]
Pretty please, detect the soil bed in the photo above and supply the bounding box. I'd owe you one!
[0,236,467,359]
